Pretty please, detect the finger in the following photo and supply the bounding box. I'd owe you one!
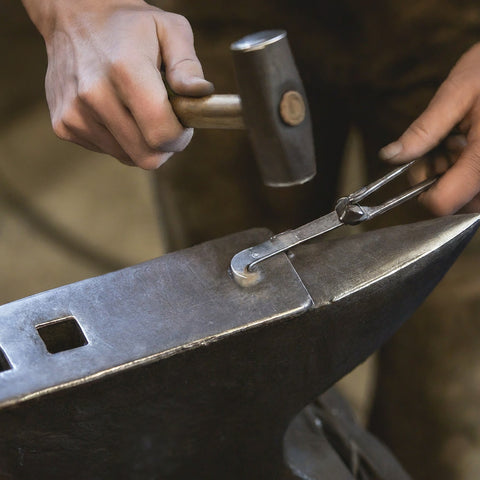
[445,134,468,153]
[79,80,174,169]
[407,154,449,184]
[432,155,451,175]
[156,12,214,96]
[109,58,193,153]
[59,100,135,164]
[55,123,135,166]
[462,195,480,213]
[379,77,474,163]
[408,158,429,184]
[419,141,480,215]
[69,123,136,166]
[52,107,104,152]
[53,121,102,153]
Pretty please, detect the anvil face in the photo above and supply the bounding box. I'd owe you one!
[0,215,478,479]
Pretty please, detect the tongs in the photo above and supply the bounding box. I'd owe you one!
[231,158,438,286]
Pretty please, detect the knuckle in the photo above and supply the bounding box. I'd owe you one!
[170,56,201,74]
[167,13,192,32]
[408,121,432,142]
[108,59,130,81]
[60,107,80,131]
[163,12,194,42]
[77,82,103,107]
[52,120,71,141]
[439,74,474,106]
[141,105,184,149]
[144,126,180,149]
[145,125,192,151]
[107,59,138,92]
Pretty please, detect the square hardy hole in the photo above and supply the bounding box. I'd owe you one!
[36,316,88,354]
[0,348,11,372]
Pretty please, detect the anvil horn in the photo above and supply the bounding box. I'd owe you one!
[0,215,478,479]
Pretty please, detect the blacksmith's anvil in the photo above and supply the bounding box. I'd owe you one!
[0,214,479,478]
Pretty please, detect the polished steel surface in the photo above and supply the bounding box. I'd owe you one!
[0,215,478,478]
[230,30,287,52]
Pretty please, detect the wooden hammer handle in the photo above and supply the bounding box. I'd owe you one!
[171,94,245,129]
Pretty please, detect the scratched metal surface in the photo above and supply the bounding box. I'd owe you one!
[293,215,480,306]
[0,228,311,408]
[0,216,479,479]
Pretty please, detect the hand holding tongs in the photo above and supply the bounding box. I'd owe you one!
[231,158,438,286]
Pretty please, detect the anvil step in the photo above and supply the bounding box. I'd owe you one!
[0,214,478,479]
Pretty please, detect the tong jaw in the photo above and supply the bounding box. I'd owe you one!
[335,196,367,225]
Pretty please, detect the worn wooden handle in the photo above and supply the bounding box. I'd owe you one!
[171,94,245,129]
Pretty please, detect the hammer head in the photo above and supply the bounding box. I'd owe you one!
[231,30,316,187]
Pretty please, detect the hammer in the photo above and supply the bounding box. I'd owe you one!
[170,30,316,187]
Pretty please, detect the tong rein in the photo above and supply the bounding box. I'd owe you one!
[230,158,438,287]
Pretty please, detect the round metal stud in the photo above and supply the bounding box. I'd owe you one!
[279,90,306,126]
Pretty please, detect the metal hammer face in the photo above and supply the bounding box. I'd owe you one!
[171,30,316,187]
[0,215,478,478]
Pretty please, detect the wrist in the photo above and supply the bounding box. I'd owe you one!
[21,0,148,40]
[21,0,59,39]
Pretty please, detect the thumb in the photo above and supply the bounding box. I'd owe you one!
[380,78,473,163]
[156,12,214,97]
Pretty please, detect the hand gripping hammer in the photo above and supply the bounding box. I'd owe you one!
[170,30,316,187]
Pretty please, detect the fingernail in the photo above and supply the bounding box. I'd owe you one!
[379,141,403,161]
[186,76,215,94]
[190,76,213,86]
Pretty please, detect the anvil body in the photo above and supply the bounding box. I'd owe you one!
[0,215,478,479]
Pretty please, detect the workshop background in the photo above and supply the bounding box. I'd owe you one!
[2,2,480,480]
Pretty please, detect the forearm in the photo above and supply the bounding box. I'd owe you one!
[22,0,59,39]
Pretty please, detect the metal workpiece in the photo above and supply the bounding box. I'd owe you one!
[231,30,316,187]
[0,215,479,479]
[231,211,342,287]
[231,158,439,285]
